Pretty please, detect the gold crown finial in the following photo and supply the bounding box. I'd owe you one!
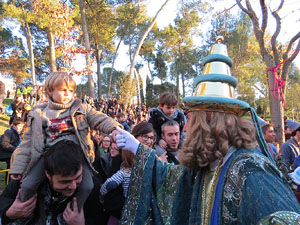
[216,36,224,43]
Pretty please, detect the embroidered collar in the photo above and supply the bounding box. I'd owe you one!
[209,146,236,171]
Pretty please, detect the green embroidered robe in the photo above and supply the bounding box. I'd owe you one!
[120,145,300,225]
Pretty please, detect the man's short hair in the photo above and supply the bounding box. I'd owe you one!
[116,112,125,119]
[161,120,180,134]
[44,140,84,177]
[261,123,273,135]
[158,92,178,107]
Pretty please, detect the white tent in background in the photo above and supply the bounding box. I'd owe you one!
[0,74,16,98]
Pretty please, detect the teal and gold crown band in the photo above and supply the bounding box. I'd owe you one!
[182,36,250,116]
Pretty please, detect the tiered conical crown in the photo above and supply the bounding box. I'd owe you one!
[183,36,249,116]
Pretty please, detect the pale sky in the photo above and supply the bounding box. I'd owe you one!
[111,0,300,74]
[109,0,300,95]
[4,0,300,86]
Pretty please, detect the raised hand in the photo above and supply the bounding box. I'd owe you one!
[159,139,167,149]
[115,126,140,155]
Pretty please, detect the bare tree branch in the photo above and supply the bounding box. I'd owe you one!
[274,0,284,12]
[270,13,281,65]
[129,0,170,80]
[237,0,269,59]
[236,0,250,15]
[284,31,300,59]
[254,83,266,97]
[245,0,259,24]
[270,0,284,66]
[260,0,268,34]
[281,35,300,90]
[236,0,295,144]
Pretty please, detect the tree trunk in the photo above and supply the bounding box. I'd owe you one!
[176,71,180,101]
[267,69,285,143]
[23,23,36,86]
[147,60,153,78]
[46,28,57,72]
[235,0,300,144]
[138,69,145,104]
[80,0,95,98]
[107,39,122,98]
[133,69,140,106]
[263,103,267,119]
[136,67,145,104]
[96,45,102,99]
[129,0,171,79]
[181,71,185,98]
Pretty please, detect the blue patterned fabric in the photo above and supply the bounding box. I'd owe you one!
[210,156,231,225]
[120,145,183,225]
[121,145,300,225]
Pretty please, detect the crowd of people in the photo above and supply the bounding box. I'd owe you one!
[0,71,187,225]
[0,39,300,225]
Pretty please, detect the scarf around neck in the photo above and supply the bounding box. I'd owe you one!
[48,98,74,110]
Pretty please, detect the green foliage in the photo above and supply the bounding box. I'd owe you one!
[153,51,167,82]
[152,82,176,106]
[116,2,148,40]
[31,0,78,33]
[145,75,154,107]
[0,28,31,84]
[2,2,35,24]
[76,67,123,99]
[153,2,205,96]
[117,73,137,105]
[285,64,300,120]
[84,0,117,54]
[146,75,176,108]
[75,81,89,99]
[2,0,85,82]
[101,67,123,97]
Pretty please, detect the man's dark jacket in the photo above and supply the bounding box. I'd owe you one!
[0,180,72,225]
[0,127,21,160]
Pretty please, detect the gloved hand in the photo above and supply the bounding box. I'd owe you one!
[116,127,140,155]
